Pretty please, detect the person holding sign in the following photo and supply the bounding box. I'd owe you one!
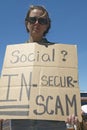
[24,5,79,130]
[0,5,80,130]
[24,5,66,130]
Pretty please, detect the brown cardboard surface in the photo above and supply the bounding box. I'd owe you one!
[1,67,78,87]
[2,43,78,70]
[0,87,81,121]
[0,43,81,121]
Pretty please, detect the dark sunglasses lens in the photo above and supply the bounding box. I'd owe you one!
[28,17,36,24]
[27,17,48,25]
[38,18,48,24]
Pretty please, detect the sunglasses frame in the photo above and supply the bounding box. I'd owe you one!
[26,17,48,25]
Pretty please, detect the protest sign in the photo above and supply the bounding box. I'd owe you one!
[0,43,81,121]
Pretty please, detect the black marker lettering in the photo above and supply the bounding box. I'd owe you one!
[33,95,45,115]
[19,72,32,101]
[55,96,64,115]
[10,50,20,64]
[66,94,77,115]
[3,74,18,101]
[46,96,54,114]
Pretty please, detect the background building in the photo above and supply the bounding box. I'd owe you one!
[80,92,87,105]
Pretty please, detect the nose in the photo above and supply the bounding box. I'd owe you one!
[34,20,39,24]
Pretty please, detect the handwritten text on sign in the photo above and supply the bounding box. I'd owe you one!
[3,43,77,68]
[0,43,81,120]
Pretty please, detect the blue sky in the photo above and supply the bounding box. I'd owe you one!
[0,0,87,92]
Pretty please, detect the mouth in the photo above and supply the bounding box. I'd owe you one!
[33,27,40,33]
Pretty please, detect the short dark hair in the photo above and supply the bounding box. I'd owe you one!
[25,5,51,36]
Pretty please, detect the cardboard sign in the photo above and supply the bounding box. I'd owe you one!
[0,43,81,121]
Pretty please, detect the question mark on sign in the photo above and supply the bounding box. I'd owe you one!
[61,50,68,61]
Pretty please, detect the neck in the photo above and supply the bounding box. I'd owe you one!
[29,35,43,43]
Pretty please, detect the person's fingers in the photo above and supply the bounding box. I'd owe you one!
[66,115,79,125]
[66,115,72,124]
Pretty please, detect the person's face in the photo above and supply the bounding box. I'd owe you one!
[27,9,49,37]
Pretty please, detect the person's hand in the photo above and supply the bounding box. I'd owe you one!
[66,115,81,130]
[67,114,78,125]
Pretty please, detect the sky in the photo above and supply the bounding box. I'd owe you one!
[0,0,87,92]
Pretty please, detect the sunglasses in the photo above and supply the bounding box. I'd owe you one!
[26,17,48,25]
